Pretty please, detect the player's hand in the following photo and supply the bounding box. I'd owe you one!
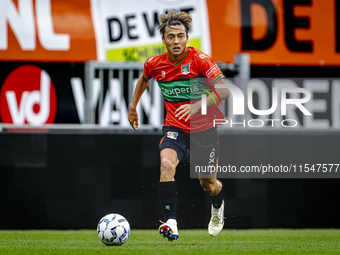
[175,103,200,122]
[128,106,139,130]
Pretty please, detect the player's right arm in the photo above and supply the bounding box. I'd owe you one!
[128,72,150,130]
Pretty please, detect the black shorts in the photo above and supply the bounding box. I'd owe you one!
[159,125,219,169]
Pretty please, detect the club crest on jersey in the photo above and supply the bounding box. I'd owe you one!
[181,64,190,75]
[162,71,166,77]
[167,131,178,140]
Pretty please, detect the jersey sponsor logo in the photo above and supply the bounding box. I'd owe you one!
[160,85,199,97]
[167,131,178,140]
[206,64,219,78]
[181,64,191,75]
[148,57,154,62]
[0,65,57,126]
[199,54,208,59]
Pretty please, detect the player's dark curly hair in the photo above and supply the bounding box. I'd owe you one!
[158,10,192,36]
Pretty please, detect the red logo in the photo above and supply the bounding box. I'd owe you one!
[0,65,57,126]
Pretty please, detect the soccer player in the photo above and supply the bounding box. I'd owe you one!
[128,10,230,241]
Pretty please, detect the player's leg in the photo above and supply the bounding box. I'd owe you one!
[159,148,179,219]
[158,126,189,241]
[158,148,180,241]
[199,172,225,236]
[191,127,225,236]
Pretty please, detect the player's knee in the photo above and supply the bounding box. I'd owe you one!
[160,158,176,177]
[161,157,175,170]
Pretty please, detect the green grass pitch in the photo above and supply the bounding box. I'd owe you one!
[0,229,339,255]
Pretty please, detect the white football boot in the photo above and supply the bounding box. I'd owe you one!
[158,219,179,241]
[208,200,225,236]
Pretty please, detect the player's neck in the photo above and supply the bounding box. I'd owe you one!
[169,47,187,62]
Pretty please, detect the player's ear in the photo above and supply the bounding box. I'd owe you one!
[162,37,165,44]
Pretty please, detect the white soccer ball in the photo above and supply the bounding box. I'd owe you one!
[97,213,130,246]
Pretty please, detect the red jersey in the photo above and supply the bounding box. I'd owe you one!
[143,47,225,133]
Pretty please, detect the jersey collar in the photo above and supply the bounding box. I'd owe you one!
[167,48,188,66]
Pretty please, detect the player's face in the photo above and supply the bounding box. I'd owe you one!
[162,24,189,60]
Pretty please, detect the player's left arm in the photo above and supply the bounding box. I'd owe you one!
[175,78,230,122]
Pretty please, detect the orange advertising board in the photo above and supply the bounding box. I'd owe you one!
[207,0,340,66]
[1,0,340,65]
[0,0,97,62]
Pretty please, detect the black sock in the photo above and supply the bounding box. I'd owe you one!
[207,182,224,209]
[159,181,177,220]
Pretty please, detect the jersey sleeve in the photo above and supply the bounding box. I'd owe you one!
[143,57,154,80]
[199,55,224,87]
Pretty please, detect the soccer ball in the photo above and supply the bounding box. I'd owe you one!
[97,213,130,246]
